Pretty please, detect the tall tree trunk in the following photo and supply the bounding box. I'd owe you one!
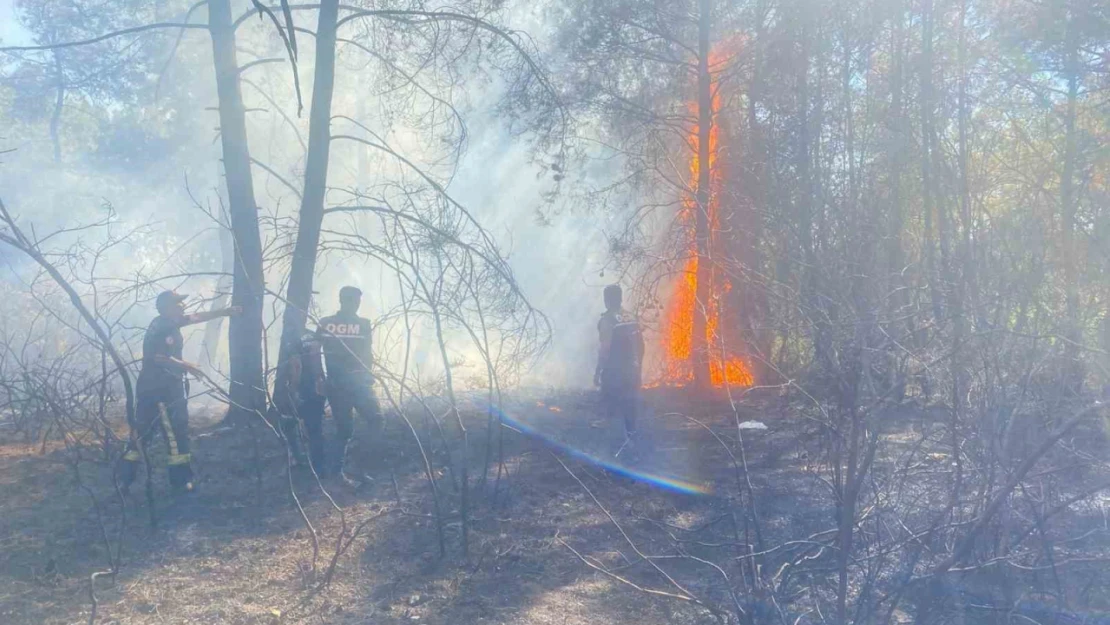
[1061,8,1082,387]
[836,19,859,625]
[887,0,908,399]
[950,0,971,538]
[742,0,771,380]
[50,51,64,163]
[841,24,856,215]
[693,0,713,389]
[887,2,905,292]
[956,0,977,324]
[920,0,943,325]
[797,8,824,368]
[209,0,266,419]
[277,0,340,367]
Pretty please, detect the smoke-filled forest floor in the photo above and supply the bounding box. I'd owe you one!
[1,388,1109,625]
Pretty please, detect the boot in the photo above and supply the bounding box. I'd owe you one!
[168,464,195,496]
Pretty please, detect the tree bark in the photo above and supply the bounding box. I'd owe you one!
[1061,8,1082,387]
[887,0,908,400]
[796,7,824,367]
[945,0,972,554]
[693,0,712,389]
[956,0,975,318]
[209,0,266,419]
[277,0,340,368]
[887,2,905,291]
[740,0,770,380]
[920,0,943,324]
[50,51,65,163]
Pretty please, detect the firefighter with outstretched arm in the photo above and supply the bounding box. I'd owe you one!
[315,286,382,481]
[119,290,241,495]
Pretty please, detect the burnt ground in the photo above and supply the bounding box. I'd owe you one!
[1,388,1108,624]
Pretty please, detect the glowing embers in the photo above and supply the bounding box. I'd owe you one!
[651,44,753,389]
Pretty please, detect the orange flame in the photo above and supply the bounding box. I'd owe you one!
[653,44,753,389]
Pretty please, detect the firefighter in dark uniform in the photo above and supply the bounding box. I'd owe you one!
[315,286,382,479]
[120,290,241,494]
[274,331,327,473]
[594,285,644,450]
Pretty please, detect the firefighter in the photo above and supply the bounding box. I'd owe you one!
[594,284,644,451]
[273,331,327,473]
[315,286,382,481]
[119,290,241,495]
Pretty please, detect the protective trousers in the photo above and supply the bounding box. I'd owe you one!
[326,379,382,474]
[121,391,192,491]
[278,394,327,474]
[601,375,639,438]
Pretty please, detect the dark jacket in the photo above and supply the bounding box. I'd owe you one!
[136,315,185,396]
[315,312,373,387]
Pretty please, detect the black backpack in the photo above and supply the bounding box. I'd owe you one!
[607,318,644,383]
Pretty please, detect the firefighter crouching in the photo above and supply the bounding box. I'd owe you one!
[594,284,644,452]
[120,290,241,495]
[274,331,327,473]
[315,286,382,480]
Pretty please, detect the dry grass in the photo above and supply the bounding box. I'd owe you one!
[1,390,1107,624]
[0,391,758,625]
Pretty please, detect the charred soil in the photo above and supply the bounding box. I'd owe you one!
[1,389,1108,624]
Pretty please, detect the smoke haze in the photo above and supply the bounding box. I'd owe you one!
[0,0,630,392]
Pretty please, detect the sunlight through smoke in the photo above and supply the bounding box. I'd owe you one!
[486,402,713,496]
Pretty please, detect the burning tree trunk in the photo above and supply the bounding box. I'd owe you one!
[209,0,266,419]
[657,7,753,390]
[692,0,713,390]
[277,0,339,370]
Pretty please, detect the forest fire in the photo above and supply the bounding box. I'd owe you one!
[653,47,753,389]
